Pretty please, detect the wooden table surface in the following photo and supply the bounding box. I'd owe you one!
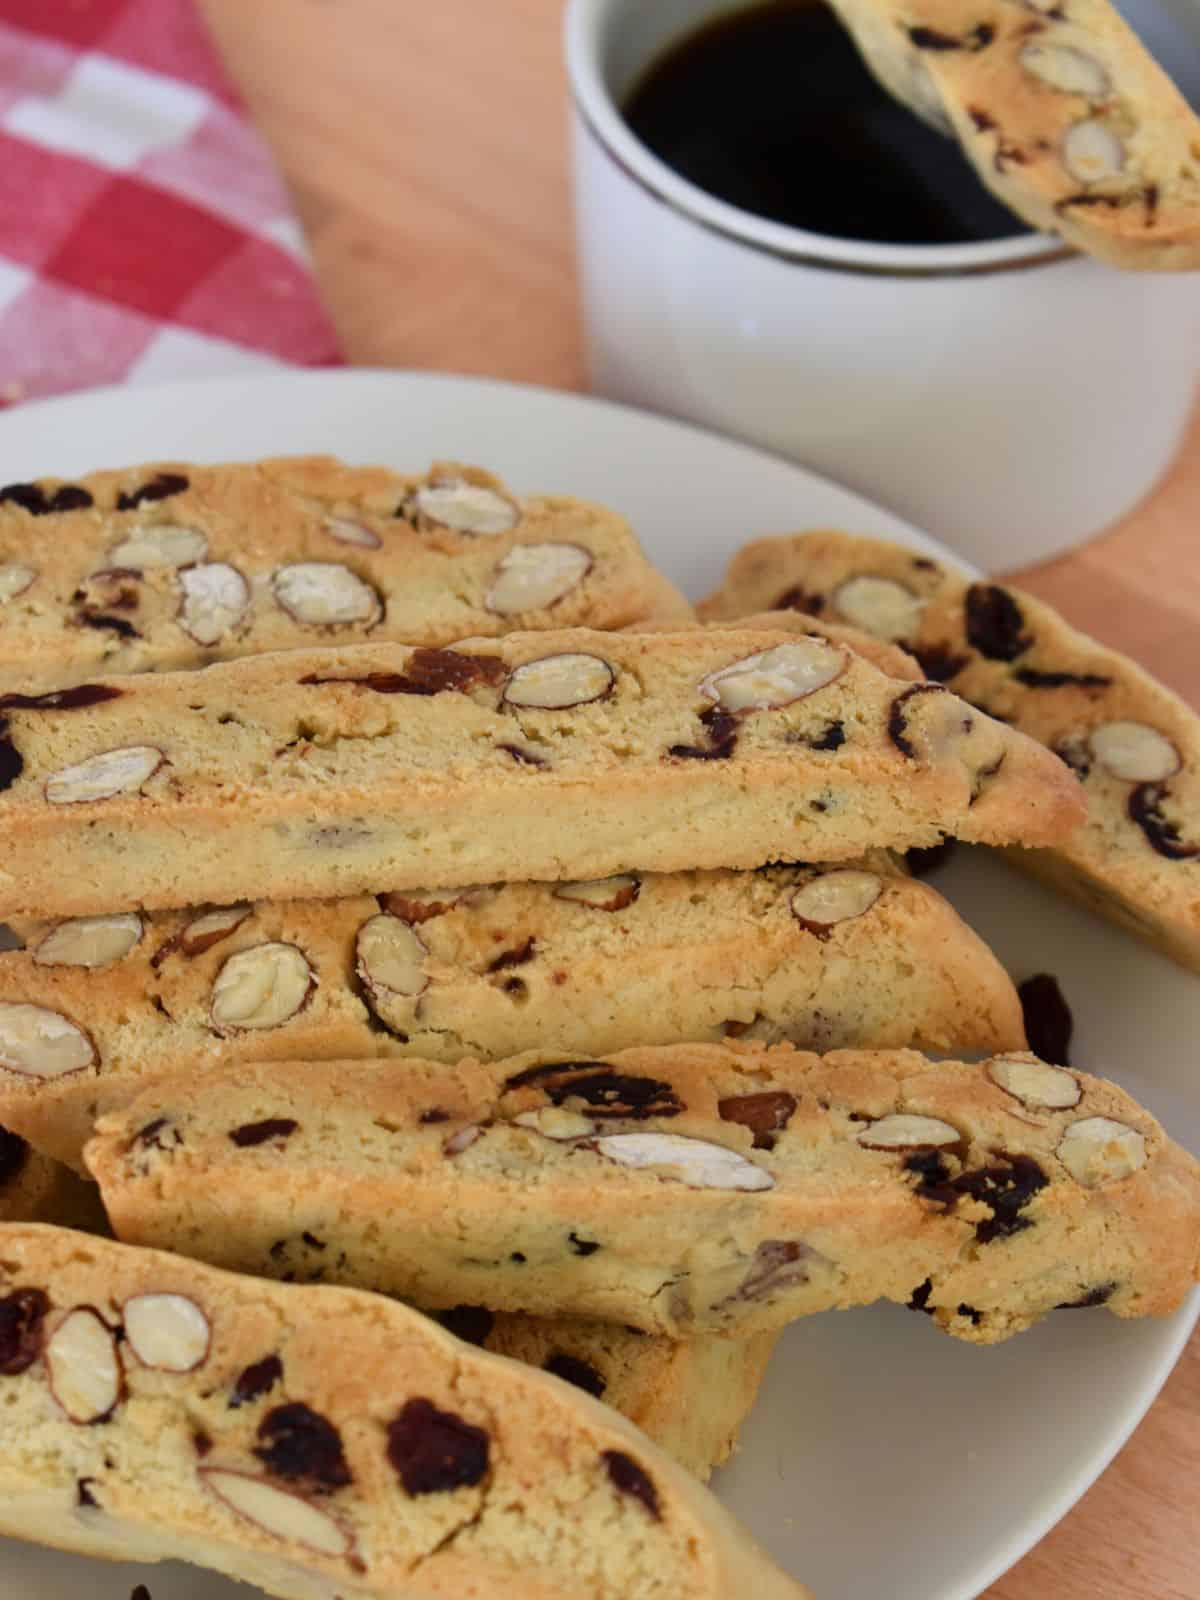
[200,3,1198,1596]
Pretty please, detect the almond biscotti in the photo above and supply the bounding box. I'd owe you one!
[701,532,1200,971]
[85,1044,1200,1344]
[0,858,1025,1169]
[0,1224,808,1600]
[0,455,689,694]
[434,1307,778,1481]
[0,627,1084,919]
[823,0,1200,269]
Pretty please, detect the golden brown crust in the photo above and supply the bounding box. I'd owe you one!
[0,455,677,693]
[85,1043,1200,1343]
[0,1223,808,1600]
[0,627,1084,920]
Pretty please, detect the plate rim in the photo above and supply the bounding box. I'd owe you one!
[0,365,1194,1600]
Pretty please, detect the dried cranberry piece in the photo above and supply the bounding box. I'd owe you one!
[805,720,845,751]
[77,612,140,639]
[568,1232,600,1256]
[914,1154,1049,1243]
[956,1303,984,1325]
[131,1586,152,1600]
[0,727,22,792]
[0,1126,28,1188]
[437,1306,495,1346]
[0,1287,50,1374]
[387,1397,489,1495]
[505,1059,607,1089]
[774,585,823,614]
[908,1279,934,1314]
[1013,668,1111,690]
[302,648,504,696]
[603,1450,660,1518]
[487,938,536,973]
[254,1402,352,1492]
[230,1353,283,1408]
[0,685,123,712]
[76,1478,98,1508]
[1057,1283,1116,1310]
[668,705,738,761]
[193,1429,213,1458]
[419,1108,451,1125]
[0,483,50,514]
[964,585,1031,661]
[912,643,968,682]
[133,1117,182,1153]
[887,682,952,758]
[229,1118,299,1148]
[1128,783,1200,861]
[116,472,189,509]
[545,1352,606,1398]
[718,1091,797,1151]
[904,1149,953,1188]
[542,1070,683,1121]
[50,485,94,512]
[1017,974,1073,1067]
[908,22,993,49]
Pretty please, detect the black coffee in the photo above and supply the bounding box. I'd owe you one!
[623,0,1030,247]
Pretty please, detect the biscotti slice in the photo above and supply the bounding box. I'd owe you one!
[0,858,1026,1170]
[85,1044,1200,1344]
[702,531,1200,971]
[634,609,924,678]
[0,1127,103,1230]
[0,627,1084,919]
[435,1307,778,1480]
[0,455,689,694]
[0,1225,809,1600]
[822,0,1200,269]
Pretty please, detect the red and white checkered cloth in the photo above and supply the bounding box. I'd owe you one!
[0,0,343,405]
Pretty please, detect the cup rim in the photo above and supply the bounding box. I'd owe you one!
[564,0,1075,278]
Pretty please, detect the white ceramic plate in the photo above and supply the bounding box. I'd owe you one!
[0,369,1195,1600]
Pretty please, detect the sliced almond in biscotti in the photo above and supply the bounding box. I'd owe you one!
[0,454,680,693]
[700,528,1200,973]
[632,608,924,679]
[84,1042,1200,1345]
[822,0,1200,269]
[0,858,1024,1171]
[0,1221,811,1600]
[0,626,1082,921]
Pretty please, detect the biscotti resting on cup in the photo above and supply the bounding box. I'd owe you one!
[0,857,1026,1170]
[702,531,1200,972]
[0,455,691,695]
[0,1225,810,1600]
[0,627,1084,919]
[433,1307,778,1481]
[822,0,1200,269]
[85,1044,1200,1344]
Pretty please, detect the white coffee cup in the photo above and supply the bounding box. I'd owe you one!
[565,0,1200,568]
